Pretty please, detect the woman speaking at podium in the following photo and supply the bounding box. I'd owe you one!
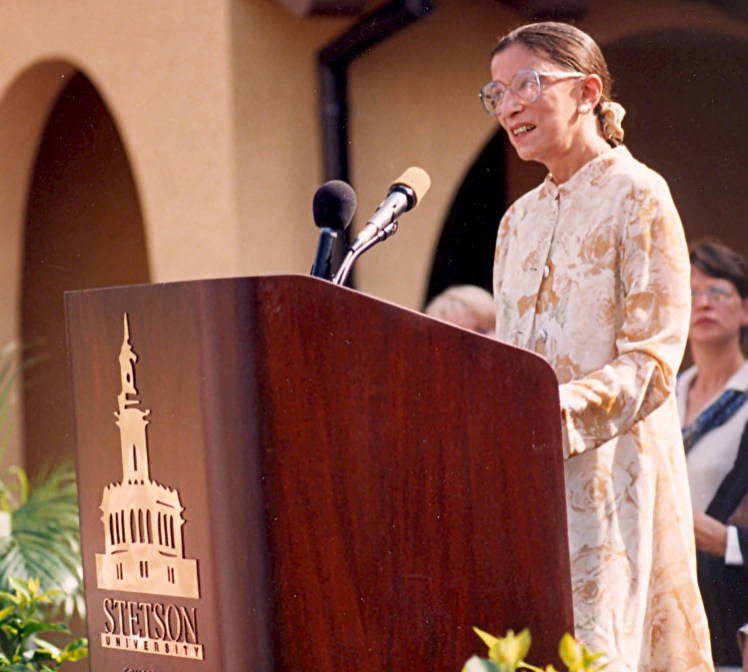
[484,22,712,671]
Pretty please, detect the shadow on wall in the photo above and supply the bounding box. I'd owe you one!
[21,72,150,477]
[425,27,748,306]
[424,131,509,306]
[604,28,748,254]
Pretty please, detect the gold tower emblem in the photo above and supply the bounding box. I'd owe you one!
[95,315,200,599]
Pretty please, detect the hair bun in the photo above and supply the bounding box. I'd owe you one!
[600,101,625,145]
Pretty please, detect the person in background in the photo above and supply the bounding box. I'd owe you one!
[739,624,748,671]
[485,21,712,670]
[424,284,495,335]
[677,240,748,672]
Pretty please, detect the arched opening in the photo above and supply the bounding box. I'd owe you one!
[21,72,150,477]
[604,28,748,253]
[424,131,510,305]
[427,28,748,307]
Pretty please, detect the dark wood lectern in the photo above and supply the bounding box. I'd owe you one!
[65,275,572,672]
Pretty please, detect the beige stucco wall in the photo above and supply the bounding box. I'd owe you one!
[230,2,348,277]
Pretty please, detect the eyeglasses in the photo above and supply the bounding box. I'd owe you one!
[479,68,585,116]
[690,286,737,304]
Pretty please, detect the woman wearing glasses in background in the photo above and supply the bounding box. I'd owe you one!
[677,240,748,672]
[484,22,712,671]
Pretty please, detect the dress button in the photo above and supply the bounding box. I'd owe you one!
[538,329,548,342]
[543,264,550,278]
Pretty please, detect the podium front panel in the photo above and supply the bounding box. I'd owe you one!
[66,275,572,672]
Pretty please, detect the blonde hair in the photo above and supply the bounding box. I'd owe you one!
[424,285,495,333]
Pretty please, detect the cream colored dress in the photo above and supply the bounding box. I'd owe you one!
[493,146,713,671]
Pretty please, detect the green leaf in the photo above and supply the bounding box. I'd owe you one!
[6,580,29,603]
[57,638,88,662]
[3,663,39,671]
[21,620,69,637]
[580,643,606,671]
[25,647,55,662]
[489,629,532,668]
[25,581,38,599]
[559,633,582,671]
[1,620,22,638]
[516,663,546,672]
[30,637,61,658]
[474,627,500,649]
[0,592,19,606]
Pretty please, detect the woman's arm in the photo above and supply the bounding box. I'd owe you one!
[694,511,728,557]
[559,186,691,457]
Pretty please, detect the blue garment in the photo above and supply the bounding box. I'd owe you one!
[681,388,748,452]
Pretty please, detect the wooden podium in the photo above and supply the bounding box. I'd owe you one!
[65,275,573,672]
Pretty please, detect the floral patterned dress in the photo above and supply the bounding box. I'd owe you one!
[493,146,713,671]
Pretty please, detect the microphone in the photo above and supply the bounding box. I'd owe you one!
[332,167,431,286]
[310,180,357,280]
[349,167,431,252]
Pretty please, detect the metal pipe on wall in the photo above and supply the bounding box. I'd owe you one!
[317,0,436,282]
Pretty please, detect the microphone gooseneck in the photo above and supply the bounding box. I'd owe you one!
[348,167,431,253]
[332,167,430,286]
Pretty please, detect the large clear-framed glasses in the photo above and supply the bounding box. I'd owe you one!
[479,68,584,116]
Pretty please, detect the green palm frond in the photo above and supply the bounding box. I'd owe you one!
[0,342,24,470]
[0,464,83,619]
[0,344,83,620]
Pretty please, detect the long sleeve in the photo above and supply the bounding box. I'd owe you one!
[726,525,745,566]
[558,187,691,457]
[739,526,748,567]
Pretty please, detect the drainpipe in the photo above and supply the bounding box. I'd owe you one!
[317,0,436,281]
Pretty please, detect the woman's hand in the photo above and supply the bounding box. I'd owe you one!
[693,511,727,557]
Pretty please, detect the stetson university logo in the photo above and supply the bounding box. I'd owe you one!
[95,315,203,660]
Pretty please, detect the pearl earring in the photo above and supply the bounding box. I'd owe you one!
[578,102,592,114]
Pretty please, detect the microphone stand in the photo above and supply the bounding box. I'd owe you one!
[332,220,398,286]
[310,228,342,280]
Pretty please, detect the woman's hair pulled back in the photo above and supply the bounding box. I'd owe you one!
[491,22,623,146]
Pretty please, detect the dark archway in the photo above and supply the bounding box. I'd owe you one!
[21,72,150,476]
[604,28,748,253]
[423,130,509,305]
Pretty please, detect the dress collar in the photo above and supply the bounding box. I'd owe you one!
[541,145,629,200]
[726,360,748,393]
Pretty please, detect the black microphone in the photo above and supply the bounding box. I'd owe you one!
[349,167,431,252]
[310,180,357,280]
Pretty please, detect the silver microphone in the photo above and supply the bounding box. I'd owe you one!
[349,167,431,252]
